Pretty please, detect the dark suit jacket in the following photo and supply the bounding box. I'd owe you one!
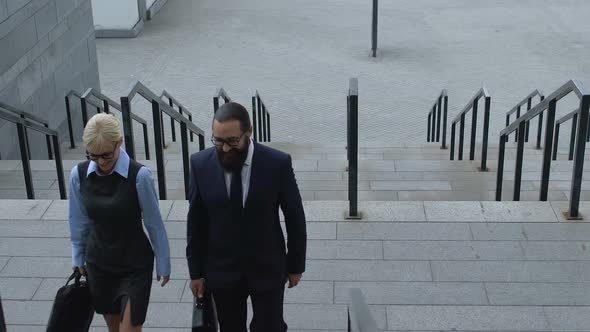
[186,142,307,291]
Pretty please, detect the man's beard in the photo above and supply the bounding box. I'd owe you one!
[216,140,249,173]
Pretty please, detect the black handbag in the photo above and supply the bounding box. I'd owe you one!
[192,293,218,332]
[46,270,94,332]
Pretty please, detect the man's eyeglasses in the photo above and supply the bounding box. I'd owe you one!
[211,132,247,148]
[86,143,118,161]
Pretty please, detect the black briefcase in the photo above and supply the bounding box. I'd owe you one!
[192,293,218,332]
[46,270,94,332]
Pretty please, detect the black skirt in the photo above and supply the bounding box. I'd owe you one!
[86,262,153,326]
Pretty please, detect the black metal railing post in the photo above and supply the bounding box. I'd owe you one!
[458,113,465,160]
[51,135,66,199]
[431,105,436,143]
[480,96,491,171]
[142,123,150,160]
[536,96,545,149]
[168,98,177,142]
[65,96,76,148]
[45,127,54,160]
[552,123,561,161]
[442,95,448,149]
[371,0,378,57]
[525,97,532,142]
[262,105,268,142]
[515,105,520,142]
[540,99,557,201]
[213,97,220,113]
[102,100,110,114]
[436,96,442,143]
[568,95,590,219]
[496,135,506,201]
[347,78,359,219]
[252,96,258,141]
[120,97,136,159]
[180,121,190,199]
[569,113,578,160]
[514,121,526,201]
[257,96,263,140]
[80,97,89,126]
[450,123,456,160]
[152,100,167,199]
[17,123,34,199]
[469,99,478,160]
[188,113,194,142]
[427,113,431,142]
[198,134,205,151]
[267,112,271,141]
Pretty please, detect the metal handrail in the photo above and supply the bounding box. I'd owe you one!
[252,91,272,142]
[505,89,545,148]
[348,289,379,332]
[81,88,151,160]
[123,81,206,200]
[427,89,448,149]
[161,90,195,144]
[65,90,104,149]
[450,87,491,171]
[213,87,231,113]
[0,105,66,200]
[496,79,590,219]
[0,101,54,159]
[553,108,580,161]
[346,78,360,219]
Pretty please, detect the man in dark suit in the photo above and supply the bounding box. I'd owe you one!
[186,102,307,332]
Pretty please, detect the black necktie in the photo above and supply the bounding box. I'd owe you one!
[230,170,243,217]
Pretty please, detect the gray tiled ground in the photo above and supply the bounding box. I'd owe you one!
[1,200,590,331]
[95,0,590,148]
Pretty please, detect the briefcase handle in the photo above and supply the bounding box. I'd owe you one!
[65,269,83,287]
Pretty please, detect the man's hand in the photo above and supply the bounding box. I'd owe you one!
[190,278,205,298]
[287,273,302,288]
[74,266,86,277]
[157,275,170,287]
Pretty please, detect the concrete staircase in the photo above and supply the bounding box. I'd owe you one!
[1,140,589,202]
[1,140,590,331]
[1,199,589,331]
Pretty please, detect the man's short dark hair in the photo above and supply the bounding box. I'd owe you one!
[214,102,251,132]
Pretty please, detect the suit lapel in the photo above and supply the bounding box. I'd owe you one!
[245,142,261,209]
[212,152,230,204]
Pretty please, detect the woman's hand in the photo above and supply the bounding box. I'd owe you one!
[74,266,87,276]
[157,275,170,287]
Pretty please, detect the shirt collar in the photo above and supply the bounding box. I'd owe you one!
[87,147,130,178]
[244,138,254,167]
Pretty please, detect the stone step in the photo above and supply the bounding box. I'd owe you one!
[1,199,589,331]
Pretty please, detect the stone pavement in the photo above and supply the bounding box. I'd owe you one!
[94,0,590,145]
[1,199,589,331]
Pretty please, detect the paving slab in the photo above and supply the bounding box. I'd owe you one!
[0,200,51,220]
[371,180,451,191]
[520,241,590,260]
[2,300,53,326]
[395,160,476,172]
[337,222,472,240]
[386,305,550,331]
[304,260,431,282]
[383,241,524,261]
[544,306,590,331]
[357,171,422,181]
[0,277,41,300]
[0,238,70,257]
[334,281,488,305]
[0,257,9,273]
[0,220,69,238]
[485,282,590,306]
[307,240,383,260]
[424,201,485,222]
[480,201,558,222]
[431,261,590,282]
[470,223,590,241]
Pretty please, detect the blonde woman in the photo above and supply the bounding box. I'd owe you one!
[68,113,170,332]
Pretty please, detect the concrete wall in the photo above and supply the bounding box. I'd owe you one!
[92,0,140,31]
[0,0,100,159]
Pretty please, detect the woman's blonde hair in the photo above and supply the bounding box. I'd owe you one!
[83,113,123,154]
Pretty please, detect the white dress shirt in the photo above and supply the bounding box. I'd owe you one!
[224,139,254,206]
